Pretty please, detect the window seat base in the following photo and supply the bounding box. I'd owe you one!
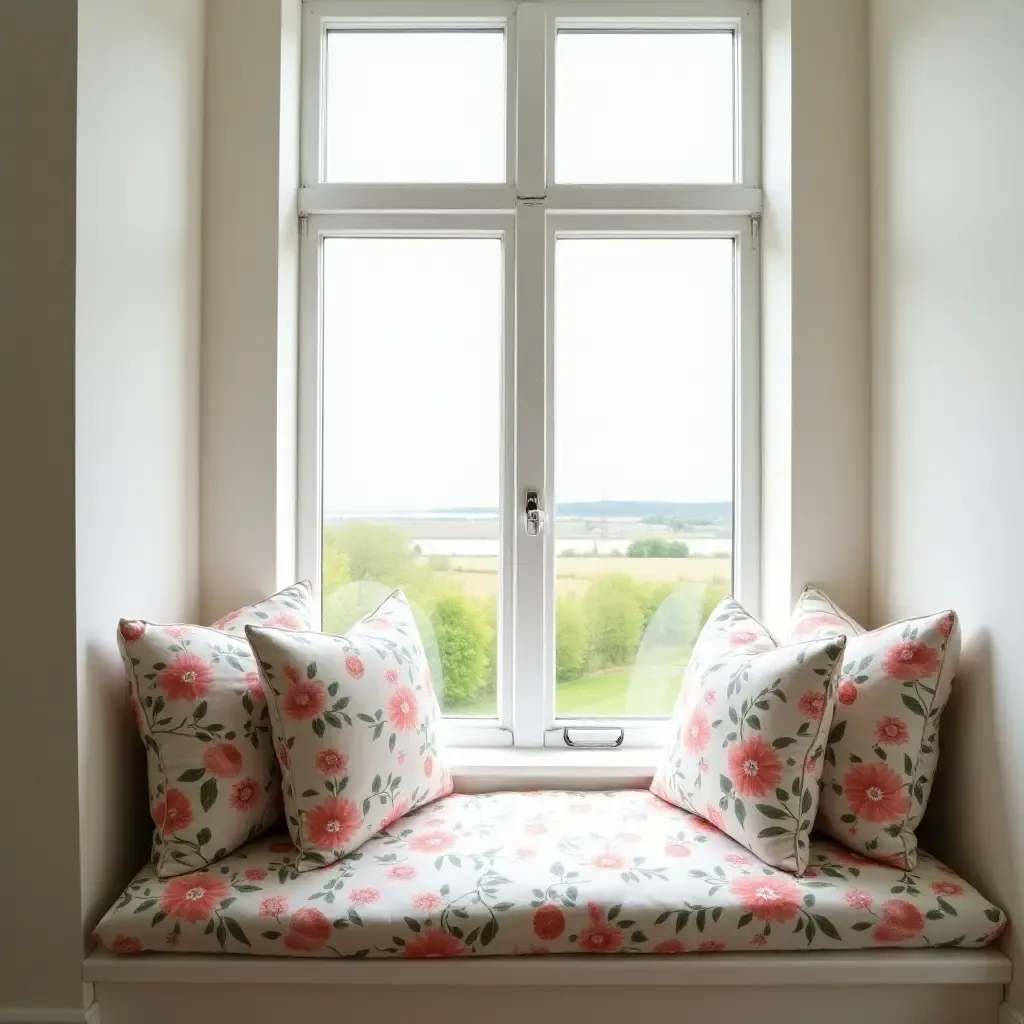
[85,950,1010,1024]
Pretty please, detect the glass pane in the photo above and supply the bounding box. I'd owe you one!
[555,31,734,183]
[325,31,505,183]
[554,238,734,719]
[321,238,503,717]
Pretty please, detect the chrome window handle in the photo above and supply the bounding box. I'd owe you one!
[524,490,545,536]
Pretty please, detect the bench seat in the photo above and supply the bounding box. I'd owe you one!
[94,789,1005,958]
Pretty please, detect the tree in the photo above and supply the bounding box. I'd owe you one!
[583,573,645,669]
[556,595,589,681]
[626,538,689,558]
[324,521,414,585]
[431,591,490,706]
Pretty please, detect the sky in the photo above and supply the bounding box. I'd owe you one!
[320,29,736,514]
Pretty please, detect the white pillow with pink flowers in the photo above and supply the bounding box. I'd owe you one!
[246,589,453,872]
[651,597,847,875]
[786,585,961,868]
[118,581,314,878]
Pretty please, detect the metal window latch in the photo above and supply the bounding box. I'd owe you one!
[564,728,625,749]
[524,490,545,536]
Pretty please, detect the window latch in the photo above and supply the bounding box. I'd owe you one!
[564,728,625,749]
[524,490,545,536]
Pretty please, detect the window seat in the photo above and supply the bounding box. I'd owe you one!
[94,789,1005,959]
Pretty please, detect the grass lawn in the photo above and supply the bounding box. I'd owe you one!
[449,664,683,718]
[434,556,730,600]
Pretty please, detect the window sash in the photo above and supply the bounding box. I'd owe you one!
[298,0,762,749]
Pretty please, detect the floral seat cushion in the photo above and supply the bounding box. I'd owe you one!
[94,790,1004,958]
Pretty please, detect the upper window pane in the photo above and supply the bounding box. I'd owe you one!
[325,31,506,183]
[555,31,735,184]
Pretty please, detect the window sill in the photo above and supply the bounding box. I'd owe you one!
[446,746,659,792]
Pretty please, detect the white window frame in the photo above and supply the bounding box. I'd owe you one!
[298,0,762,751]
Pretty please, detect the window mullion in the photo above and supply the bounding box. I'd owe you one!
[511,203,548,747]
[515,2,548,198]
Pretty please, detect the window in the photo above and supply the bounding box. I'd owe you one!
[299,0,761,750]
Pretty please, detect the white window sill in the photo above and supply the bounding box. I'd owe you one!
[446,746,659,792]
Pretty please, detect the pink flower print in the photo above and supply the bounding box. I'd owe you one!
[665,842,691,858]
[728,735,783,798]
[683,709,712,755]
[159,874,231,923]
[387,865,417,881]
[844,889,873,910]
[729,630,760,647]
[153,788,192,837]
[409,831,457,855]
[837,679,858,705]
[315,749,348,776]
[930,881,964,897]
[873,900,924,942]
[119,620,146,643]
[699,940,726,952]
[591,852,626,870]
[283,679,327,721]
[245,868,267,881]
[882,640,940,681]
[306,797,362,850]
[283,907,331,951]
[158,654,214,701]
[403,930,464,958]
[875,716,911,746]
[387,686,419,732]
[654,940,687,954]
[266,613,300,630]
[229,777,260,812]
[384,668,400,686]
[729,875,802,924]
[844,763,911,823]
[349,887,380,905]
[578,903,624,953]
[798,689,827,720]
[259,895,288,918]
[703,689,716,705]
[345,655,365,680]
[202,742,243,779]
[413,892,442,912]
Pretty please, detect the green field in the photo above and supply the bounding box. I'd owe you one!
[323,521,729,717]
[449,663,687,718]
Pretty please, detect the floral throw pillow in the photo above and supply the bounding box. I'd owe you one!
[651,597,846,875]
[118,581,313,878]
[787,585,960,869]
[246,589,453,872]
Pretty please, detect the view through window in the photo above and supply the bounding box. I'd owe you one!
[301,4,759,744]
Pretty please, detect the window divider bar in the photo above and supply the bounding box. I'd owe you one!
[298,184,762,216]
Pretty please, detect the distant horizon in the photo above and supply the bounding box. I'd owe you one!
[325,498,732,518]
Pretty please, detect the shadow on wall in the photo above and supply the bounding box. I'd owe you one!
[920,629,1019,964]
[81,642,152,936]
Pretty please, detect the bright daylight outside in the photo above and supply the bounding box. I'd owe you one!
[319,28,735,722]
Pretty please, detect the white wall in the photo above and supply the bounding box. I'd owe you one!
[75,0,204,968]
[760,0,871,631]
[201,0,301,623]
[870,0,1024,1012]
[0,5,83,1013]
[0,1,204,1016]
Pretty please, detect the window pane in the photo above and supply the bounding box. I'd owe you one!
[325,31,505,183]
[555,32,734,183]
[554,238,734,719]
[321,238,503,717]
